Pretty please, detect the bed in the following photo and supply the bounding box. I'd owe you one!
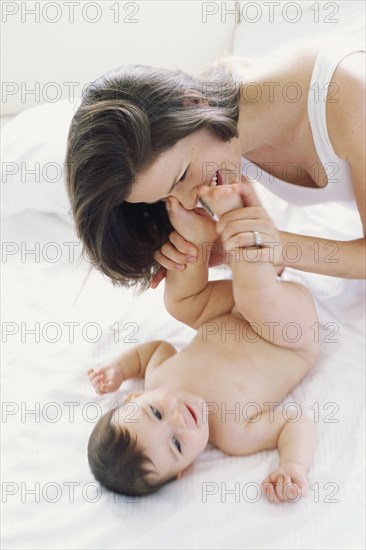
[2,3,365,549]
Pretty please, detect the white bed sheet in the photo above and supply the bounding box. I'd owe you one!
[1,188,365,549]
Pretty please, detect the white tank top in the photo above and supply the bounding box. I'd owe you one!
[240,40,365,206]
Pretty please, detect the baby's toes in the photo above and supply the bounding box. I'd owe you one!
[209,187,242,216]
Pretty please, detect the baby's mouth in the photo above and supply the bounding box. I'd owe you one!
[185,403,198,426]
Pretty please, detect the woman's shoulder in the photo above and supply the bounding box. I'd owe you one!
[216,43,320,87]
[326,50,365,160]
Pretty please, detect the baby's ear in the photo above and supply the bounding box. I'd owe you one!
[176,464,193,480]
[122,391,143,403]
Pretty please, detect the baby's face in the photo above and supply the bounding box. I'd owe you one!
[113,387,209,483]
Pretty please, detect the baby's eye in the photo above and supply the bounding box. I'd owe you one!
[149,406,162,420]
[173,436,182,454]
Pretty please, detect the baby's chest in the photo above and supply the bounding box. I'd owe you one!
[146,344,256,404]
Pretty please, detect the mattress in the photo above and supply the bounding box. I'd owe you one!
[2,187,365,549]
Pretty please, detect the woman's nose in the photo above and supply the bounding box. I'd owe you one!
[171,186,198,210]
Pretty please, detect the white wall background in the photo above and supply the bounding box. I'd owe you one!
[233,0,365,57]
[1,0,239,117]
[2,1,364,122]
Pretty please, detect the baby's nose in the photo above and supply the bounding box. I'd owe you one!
[171,408,185,428]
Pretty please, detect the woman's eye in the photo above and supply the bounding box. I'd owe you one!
[178,168,188,183]
[173,436,182,454]
[150,406,162,420]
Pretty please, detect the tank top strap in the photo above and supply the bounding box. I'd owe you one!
[307,40,365,165]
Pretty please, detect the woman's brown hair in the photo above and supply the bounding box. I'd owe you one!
[65,62,240,291]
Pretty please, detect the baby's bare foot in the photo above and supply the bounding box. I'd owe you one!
[198,183,243,219]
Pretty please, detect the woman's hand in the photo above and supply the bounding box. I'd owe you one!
[149,180,283,289]
[215,182,283,265]
[87,362,125,395]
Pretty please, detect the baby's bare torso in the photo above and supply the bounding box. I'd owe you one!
[145,311,309,451]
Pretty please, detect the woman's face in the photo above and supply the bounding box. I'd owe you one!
[125,128,242,210]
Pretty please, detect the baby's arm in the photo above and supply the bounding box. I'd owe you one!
[87,340,176,394]
[227,407,316,503]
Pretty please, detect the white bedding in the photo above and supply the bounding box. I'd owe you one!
[1,109,365,548]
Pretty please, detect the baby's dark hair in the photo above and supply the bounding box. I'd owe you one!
[87,407,175,497]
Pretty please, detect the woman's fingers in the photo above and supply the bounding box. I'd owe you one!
[238,178,263,207]
[224,232,272,251]
[218,219,273,244]
[216,207,268,230]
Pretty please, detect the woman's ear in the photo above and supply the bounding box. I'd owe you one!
[182,88,209,107]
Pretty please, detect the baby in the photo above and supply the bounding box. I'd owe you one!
[87,182,320,502]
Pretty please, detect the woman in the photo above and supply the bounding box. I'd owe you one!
[65,36,365,291]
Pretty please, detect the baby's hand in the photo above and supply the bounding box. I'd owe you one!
[261,462,308,504]
[87,362,124,395]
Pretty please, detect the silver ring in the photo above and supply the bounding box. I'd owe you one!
[252,231,263,247]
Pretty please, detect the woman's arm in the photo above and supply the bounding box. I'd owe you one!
[281,50,364,279]
[277,232,365,278]
[280,52,366,279]
[328,50,365,233]
[279,51,365,279]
